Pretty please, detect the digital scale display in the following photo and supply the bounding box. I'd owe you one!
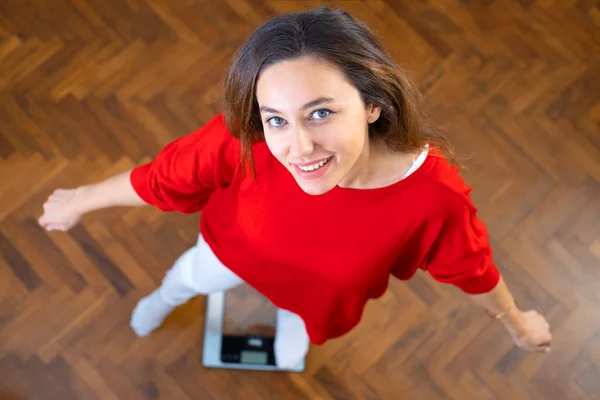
[220,335,276,366]
[240,350,268,365]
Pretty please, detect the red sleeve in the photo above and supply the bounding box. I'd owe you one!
[130,113,239,213]
[426,194,501,295]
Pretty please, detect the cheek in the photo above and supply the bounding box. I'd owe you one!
[264,132,289,161]
[326,121,366,156]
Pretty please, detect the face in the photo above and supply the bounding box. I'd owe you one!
[255,56,381,195]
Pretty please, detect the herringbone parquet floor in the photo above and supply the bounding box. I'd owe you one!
[1,1,599,399]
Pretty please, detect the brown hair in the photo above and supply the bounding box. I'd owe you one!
[223,6,456,175]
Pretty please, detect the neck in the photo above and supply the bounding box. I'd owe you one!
[338,139,416,190]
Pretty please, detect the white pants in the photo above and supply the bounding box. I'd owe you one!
[157,234,309,367]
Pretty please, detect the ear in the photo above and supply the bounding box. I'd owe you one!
[366,104,381,123]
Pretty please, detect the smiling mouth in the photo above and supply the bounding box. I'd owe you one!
[295,157,332,171]
[291,156,334,180]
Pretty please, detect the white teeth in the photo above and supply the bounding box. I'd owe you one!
[297,157,330,172]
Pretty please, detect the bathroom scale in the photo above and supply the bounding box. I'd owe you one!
[202,284,305,372]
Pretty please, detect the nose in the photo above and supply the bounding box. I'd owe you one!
[290,126,314,159]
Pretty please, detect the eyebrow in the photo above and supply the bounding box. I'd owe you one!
[259,97,336,114]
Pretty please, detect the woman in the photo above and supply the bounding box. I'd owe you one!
[38,7,552,369]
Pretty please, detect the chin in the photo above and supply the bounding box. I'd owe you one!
[297,182,335,196]
[292,173,338,196]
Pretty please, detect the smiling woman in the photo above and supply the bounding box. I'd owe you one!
[224,8,455,194]
[38,6,552,370]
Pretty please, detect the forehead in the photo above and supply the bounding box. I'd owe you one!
[255,56,358,109]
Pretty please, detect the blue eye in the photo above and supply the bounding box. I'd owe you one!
[267,117,286,127]
[311,109,331,119]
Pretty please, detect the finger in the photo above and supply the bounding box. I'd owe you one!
[536,313,547,322]
[537,346,551,353]
[49,189,67,199]
[536,340,552,352]
[537,345,551,353]
[537,339,551,347]
[39,218,55,229]
[53,189,69,198]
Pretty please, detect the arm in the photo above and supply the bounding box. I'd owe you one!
[467,276,552,352]
[426,195,552,353]
[39,169,146,231]
[39,113,238,232]
[77,169,147,212]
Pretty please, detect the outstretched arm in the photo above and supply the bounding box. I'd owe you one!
[426,194,552,353]
[467,275,552,353]
[39,114,240,232]
[38,169,146,232]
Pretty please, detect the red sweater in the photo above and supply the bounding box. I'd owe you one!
[130,114,500,345]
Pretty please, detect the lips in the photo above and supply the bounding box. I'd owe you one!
[291,156,334,179]
[291,157,332,167]
[296,157,331,171]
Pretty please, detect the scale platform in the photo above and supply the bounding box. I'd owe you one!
[202,285,305,372]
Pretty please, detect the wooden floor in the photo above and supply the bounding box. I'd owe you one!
[1,0,599,399]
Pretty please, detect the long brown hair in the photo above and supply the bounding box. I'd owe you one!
[223,6,456,175]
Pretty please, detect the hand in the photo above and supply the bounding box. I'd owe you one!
[38,188,84,232]
[504,309,552,353]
